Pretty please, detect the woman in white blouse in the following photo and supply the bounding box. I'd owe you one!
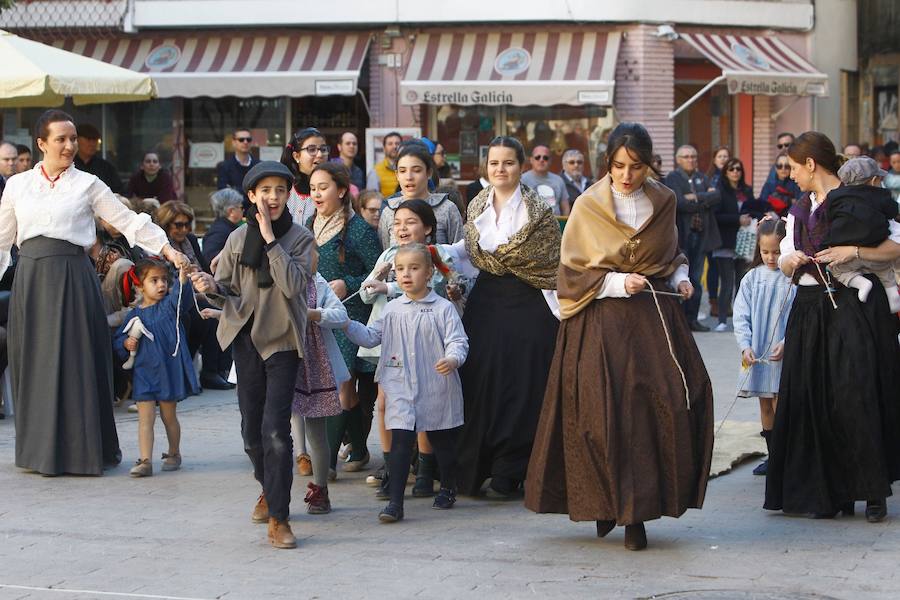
[524,123,714,551]
[447,136,562,499]
[765,131,900,522]
[0,110,189,476]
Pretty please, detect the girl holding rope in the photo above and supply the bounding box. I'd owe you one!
[525,123,714,551]
[766,132,900,522]
[731,218,795,476]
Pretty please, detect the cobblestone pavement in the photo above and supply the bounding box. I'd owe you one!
[0,328,897,600]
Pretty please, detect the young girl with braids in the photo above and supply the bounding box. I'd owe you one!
[307,161,382,478]
[732,218,795,476]
[114,258,199,477]
[282,127,330,227]
[359,199,460,499]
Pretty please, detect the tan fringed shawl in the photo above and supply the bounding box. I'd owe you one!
[558,175,687,319]
[464,184,562,290]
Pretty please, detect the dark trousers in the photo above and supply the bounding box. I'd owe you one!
[714,257,736,325]
[233,330,298,521]
[684,231,706,322]
[388,427,459,506]
[186,298,232,377]
[706,253,719,300]
[357,370,377,440]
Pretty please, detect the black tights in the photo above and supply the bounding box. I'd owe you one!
[388,427,459,506]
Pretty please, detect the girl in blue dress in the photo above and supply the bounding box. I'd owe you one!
[115,258,200,477]
[732,218,795,476]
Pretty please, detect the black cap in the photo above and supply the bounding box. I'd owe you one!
[242,161,294,193]
[77,123,101,140]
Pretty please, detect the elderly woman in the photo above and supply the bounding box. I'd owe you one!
[446,136,562,499]
[156,201,232,390]
[0,109,189,475]
[524,122,714,551]
[203,188,244,265]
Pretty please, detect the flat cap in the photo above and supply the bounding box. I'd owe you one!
[838,156,888,185]
[242,160,294,193]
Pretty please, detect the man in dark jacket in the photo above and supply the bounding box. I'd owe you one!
[560,149,593,207]
[664,145,721,332]
[74,124,123,193]
[216,127,259,205]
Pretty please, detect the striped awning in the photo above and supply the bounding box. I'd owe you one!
[401,31,621,107]
[54,32,371,98]
[679,33,827,97]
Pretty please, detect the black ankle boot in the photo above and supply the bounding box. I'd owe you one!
[754,430,772,476]
[866,499,887,523]
[624,523,647,551]
[412,453,436,497]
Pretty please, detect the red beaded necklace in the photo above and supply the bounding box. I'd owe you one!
[39,164,64,188]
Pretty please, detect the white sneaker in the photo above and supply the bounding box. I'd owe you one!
[697,311,708,320]
[714,323,729,332]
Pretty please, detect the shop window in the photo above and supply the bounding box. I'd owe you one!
[106,100,176,181]
[291,94,369,167]
[506,105,614,179]
[433,105,499,182]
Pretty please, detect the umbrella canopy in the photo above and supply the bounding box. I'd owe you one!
[0,29,157,107]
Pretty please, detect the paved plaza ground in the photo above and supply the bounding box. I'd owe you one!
[0,326,897,600]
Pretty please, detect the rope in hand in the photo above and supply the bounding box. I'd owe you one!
[645,281,692,410]
[812,258,838,310]
[343,261,394,305]
[172,268,204,358]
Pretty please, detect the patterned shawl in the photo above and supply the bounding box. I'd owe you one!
[464,184,561,290]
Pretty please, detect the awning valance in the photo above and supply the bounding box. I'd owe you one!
[54,32,371,98]
[401,31,621,107]
[679,33,828,98]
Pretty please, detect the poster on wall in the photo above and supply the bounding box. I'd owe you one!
[189,142,224,169]
[259,146,283,162]
[876,86,899,143]
[364,127,422,174]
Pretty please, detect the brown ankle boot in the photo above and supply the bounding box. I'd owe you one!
[267,517,297,549]
[251,494,269,523]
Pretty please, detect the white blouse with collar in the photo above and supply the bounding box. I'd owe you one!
[0,163,169,276]
[778,191,900,286]
[594,185,690,299]
[446,185,560,318]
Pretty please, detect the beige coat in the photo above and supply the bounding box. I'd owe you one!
[209,223,317,360]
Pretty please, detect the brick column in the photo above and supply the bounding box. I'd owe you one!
[614,25,675,172]
[752,95,773,194]
[367,33,384,127]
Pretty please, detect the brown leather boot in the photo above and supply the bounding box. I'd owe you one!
[251,494,269,523]
[267,517,297,549]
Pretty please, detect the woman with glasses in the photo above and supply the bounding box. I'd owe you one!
[126,151,176,203]
[282,128,330,228]
[758,153,801,216]
[711,157,755,331]
[156,202,233,390]
[447,136,561,500]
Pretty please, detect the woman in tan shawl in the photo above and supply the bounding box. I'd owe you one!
[445,136,562,498]
[524,123,714,551]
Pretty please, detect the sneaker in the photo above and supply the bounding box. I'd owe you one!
[304,482,332,514]
[432,487,457,510]
[251,494,269,523]
[378,502,404,523]
[297,453,312,476]
[343,451,370,472]
[267,517,297,549]
[338,443,352,461]
[689,320,710,333]
[366,465,385,486]
[327,468,337,482]
[161,452,182,471]
[127,403,139,413]
[752,459,768,476]
[714,322,729,332]
[129,458,152,477]
[375,473,391,500]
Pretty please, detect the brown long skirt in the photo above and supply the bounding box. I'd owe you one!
[524,292,714,524]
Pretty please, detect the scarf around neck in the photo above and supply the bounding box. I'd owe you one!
[240,204,294,288]
[464,184,561,290]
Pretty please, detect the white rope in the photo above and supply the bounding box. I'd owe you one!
[645,281,691,410]
[812,258,838,310]
[171,275,203,358]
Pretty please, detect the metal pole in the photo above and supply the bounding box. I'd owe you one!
[668,75,726,120]
[101,104,108,159]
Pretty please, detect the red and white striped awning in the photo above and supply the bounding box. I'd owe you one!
[679,33,827,97]
[401,31,621,107]
[54,32,371,98]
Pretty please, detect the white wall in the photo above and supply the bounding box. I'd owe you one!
[809,0,858,145]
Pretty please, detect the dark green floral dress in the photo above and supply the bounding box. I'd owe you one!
[308,213,382,373]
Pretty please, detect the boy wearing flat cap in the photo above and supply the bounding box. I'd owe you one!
[191,161,317,549]
[822,157,900,313]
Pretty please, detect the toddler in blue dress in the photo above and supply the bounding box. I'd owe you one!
[115,258,200,477]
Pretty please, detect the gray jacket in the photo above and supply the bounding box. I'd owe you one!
[377,192,465,249]
[664,168,722,252]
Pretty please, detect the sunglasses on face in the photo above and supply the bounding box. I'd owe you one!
[776,143,791,150]
[172,220,192,230]
[301,145,330,156]
[533,155,550,161]
[727,166,743,172]
[776,163,790,170]
[234,136,252,143]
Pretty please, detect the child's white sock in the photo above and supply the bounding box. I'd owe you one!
[885,284,900,314]
[848,274,873,303]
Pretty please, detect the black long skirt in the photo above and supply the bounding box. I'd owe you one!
[764,276,900,514]
[456,272,559,495]
[10,237,121,475]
